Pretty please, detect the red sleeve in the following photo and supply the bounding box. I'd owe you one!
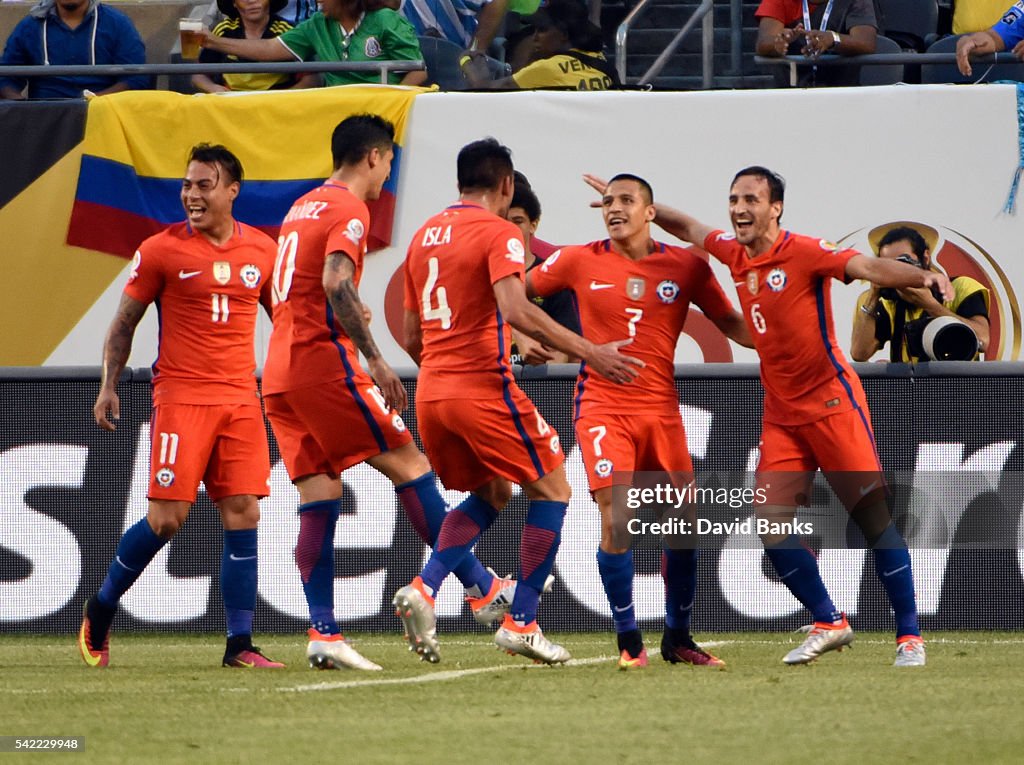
[754,0,788,21]
[122,239,163,306]
[324,205,369,270]
[486,221,526,286]
[530,247,571,297]
[702,229,741,271]
[690,258,735,321]
[806,237,858,283]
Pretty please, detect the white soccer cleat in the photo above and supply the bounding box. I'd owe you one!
[494,615,570,665]
[467,568,555,626]
[783,616,854,665]
[306,629,382,671]
[894,636,926,667]
[393,577,441,664]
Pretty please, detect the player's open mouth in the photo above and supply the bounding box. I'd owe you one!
[187,205,206,217]
[733,218,752,232]
[607,216,627,226]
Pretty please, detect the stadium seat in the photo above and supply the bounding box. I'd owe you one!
[418,35,510,90]
[859,34,904,86]
[921,34,1024,84]
[879,0,938,51]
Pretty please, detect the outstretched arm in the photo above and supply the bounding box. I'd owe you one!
[845,254,954,300]
[200,30,295,61]
[493,275,643,384]
[324,251,407,411]
[94,294,147,431]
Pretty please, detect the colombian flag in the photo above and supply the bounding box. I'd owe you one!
[67,86,419,258]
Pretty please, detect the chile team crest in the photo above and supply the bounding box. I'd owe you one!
[656,279,680,304]
[766,268,787,292]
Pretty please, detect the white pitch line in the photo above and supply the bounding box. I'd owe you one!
[278,655,615,694]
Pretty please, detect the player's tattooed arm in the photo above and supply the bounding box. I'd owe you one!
[94,294,146,431]
[323,251,408,411]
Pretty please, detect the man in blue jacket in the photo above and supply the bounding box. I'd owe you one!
[1,0,147,99]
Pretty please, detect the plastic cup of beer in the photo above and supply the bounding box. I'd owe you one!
[179,19,203,60]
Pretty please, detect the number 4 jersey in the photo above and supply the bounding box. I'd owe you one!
[403,202,527,402]
[124,220,276,405]
[262,181,370,395]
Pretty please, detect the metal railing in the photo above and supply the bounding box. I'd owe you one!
[754,51,1024,86]
[616,0,715,89]
[638,0,714,88]
[0,60,425,86]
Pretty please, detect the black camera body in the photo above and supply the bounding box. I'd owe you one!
[879,254,944,304]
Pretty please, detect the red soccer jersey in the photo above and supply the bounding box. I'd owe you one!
[124,221,275,405]
[531,240,734,418]
[403,202,527,401]
[262,181,370,394]
[703,229,864,425]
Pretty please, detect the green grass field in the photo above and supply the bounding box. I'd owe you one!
[2,631,1022,764]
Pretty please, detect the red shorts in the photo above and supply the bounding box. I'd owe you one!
[148,402,270,503]
[264,378,412,481]
[576,413,694,492]
[417,389,564,492]
[757,407,884,508]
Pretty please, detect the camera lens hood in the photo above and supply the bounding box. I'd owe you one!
[922,316,979,361]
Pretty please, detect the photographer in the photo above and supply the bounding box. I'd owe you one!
[851,225,990,362]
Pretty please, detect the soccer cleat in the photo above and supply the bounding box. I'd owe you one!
[223,645,285,668]
[467,574,516,626]
[618,647,649,670]
[494,614,571,665]
[466,568,556,626]
[78,597,113,668]
[393,577,441,664]
[660,633,726,668]
[894,636,926,667]
[307,628,382,671]
[783,615,854,665]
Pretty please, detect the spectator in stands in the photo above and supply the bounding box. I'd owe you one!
[401,0,508,54]
[198,0,427,86]
[507,177,581,364]
[460,0,617,89]
[754,0,878,87]
[0,0,147,100]
[850,224,989,362]
[956,2,1024,76]
[953,0,1009,35]
[193,0,319,92]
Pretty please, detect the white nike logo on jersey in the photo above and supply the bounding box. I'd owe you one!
[590,281,614,290]
[179,270,202,279]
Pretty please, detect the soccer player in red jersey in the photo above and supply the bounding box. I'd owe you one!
[587,167,950,667]
[262,116,511,671]
[530,174,751,670]
[393,139,643,665]
[81,145,283,669]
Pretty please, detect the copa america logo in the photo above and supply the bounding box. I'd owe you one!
[839,221,1021,360]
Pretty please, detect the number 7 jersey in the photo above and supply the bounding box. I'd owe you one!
[403,202,527,402]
